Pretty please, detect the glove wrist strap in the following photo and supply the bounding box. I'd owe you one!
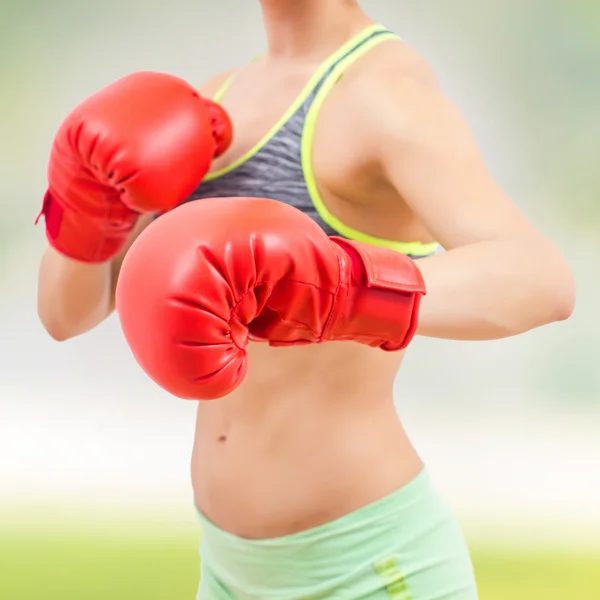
[36,191,136,263]
[326,237,426,350]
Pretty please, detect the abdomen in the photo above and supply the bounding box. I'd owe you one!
[191,342,423,538]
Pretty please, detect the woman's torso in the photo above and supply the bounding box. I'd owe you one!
[190,26,437,539]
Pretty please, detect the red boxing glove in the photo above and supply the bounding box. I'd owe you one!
[202,98,233,158]
[36,72,233,263]
[116,198,425,400]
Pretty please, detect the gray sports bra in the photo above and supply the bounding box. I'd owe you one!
[186,24,440,259]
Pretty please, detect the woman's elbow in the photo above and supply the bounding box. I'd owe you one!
[538,243,576,325]
[45,327,73,343]
[38,308,76,342]
[548,274,576,323]
[37,293,96,342]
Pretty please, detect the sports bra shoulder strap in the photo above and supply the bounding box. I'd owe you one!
[212,73,237,102]
[211,24,398,102]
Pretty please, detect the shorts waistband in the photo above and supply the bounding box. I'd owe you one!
[197,469,446,592]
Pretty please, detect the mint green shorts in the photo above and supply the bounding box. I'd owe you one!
[196,470,478,599]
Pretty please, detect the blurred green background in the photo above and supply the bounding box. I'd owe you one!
[2,530,600,599]
[1,1,599,598]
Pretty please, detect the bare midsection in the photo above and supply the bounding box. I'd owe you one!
[191,342,423,539]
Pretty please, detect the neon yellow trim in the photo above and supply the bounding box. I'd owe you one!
[374,556,413,599]
[212,55,263,103]
[212,74,236,103]
[302,33,440,257]
[203,24,389,183]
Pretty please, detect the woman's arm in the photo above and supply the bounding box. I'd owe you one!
[37,69,237,342]
[367,72,575,340]
[37,216,152,341]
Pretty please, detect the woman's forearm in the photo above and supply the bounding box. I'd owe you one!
[415,236,576,341]
[37,216,152,341]
[37,246,114,341]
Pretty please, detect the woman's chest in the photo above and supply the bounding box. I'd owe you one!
[200,63,431,247]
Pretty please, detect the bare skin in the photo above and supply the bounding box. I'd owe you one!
[37,0,575,540]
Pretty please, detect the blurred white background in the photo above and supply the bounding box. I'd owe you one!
[1,1,598,550]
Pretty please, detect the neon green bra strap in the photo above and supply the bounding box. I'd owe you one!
[205,25,391,183]
[213,74,236,103]
[302,33,439,257]
[210,26,440,257]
